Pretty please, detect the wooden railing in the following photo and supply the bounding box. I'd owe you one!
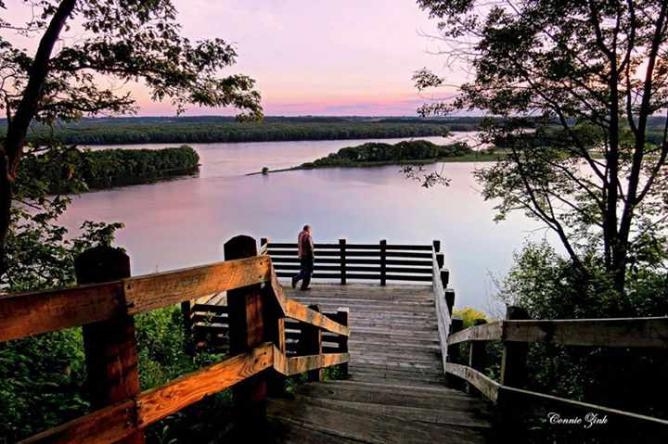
[262,238,438,285]
[0,235,350,444]
[188,300,349,357]
[445,308,668,430]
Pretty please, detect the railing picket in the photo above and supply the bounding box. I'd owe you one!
[340,238,347,285]
[74,246,144,444]
[445,288,455,316]
[380,239,387,286]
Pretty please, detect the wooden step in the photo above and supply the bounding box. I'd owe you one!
[267,394,491,444]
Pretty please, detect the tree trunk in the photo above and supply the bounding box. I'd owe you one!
[0,0,77,278]
[0,154,11,278]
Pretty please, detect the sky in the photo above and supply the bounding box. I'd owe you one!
[2,0,466,116]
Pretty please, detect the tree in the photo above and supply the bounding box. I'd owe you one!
[0,0,262,277]
[415,0,668,296]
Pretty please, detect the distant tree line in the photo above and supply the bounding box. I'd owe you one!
[19,145,199,194]
[0,116,468,145]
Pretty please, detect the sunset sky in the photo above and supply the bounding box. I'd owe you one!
[3,0,465,116]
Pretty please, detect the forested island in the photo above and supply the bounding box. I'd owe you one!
[253,140,504,174]
[21,145,199,194]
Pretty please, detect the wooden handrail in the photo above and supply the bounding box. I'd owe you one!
[447,317,668,348]
[6,235,351,443]
[21,343,350,444]
[0,256,272,342]
[444,313,668,428]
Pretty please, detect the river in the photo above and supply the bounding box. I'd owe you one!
[60,132,551,315]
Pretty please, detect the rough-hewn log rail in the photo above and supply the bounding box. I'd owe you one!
[1,236,350,444]
[445,312,668,429]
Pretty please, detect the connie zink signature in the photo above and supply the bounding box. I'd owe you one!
[547,412,609,429]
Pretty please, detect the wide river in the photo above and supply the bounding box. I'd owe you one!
[60,133,551,315]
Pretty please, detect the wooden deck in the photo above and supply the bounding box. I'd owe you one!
[267,283,494,443]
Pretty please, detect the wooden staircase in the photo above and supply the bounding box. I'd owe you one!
[264,283,493,443]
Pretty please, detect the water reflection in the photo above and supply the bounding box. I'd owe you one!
[65,134,550,314]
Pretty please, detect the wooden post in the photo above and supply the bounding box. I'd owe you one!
[436,252,445,269]
[336,307,349,378]
[498,306,530,437]
[440,268,450,288]
[433,240,441,253]
[299,304,323,382]
[500,306,530,388]
[339,238,347,285]
[380,239,387,286]
[224,235,270,434]
[466,318,488,395]
[446,318,464,389]
[74,246,144,444]
[445,288,455,316]
[180,300,195,355]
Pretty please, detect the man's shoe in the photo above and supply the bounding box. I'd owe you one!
[291,277,297,289]
[300,287,311,291]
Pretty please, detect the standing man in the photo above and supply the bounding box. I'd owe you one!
[292,225,314,291]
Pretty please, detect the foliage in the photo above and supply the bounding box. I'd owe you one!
[0,204,122,441]
[300,140,471,168]
[19,145,199,194]
[452,307,489,328]
[416,0,668,295]
[0,116,459,145]
[0,0,262,278]
[494,241,668,436]
[0,328,87,442]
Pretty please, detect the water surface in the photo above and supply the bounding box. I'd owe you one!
[64,133,550,314]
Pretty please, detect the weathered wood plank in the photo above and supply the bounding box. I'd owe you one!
[503,317,668,348]
[138,343,274,424]
[0,282,123,342]
[267,399,488,444]
[0,256,270,343]
[447,322,503,345]
[274,352,350,376]
[125,256,270,314]
[445,363,500,402]
[20,400,136,444]
[285,299,350,336]
[23,344,275,444]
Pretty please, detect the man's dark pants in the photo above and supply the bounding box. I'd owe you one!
[294,255,313,290]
